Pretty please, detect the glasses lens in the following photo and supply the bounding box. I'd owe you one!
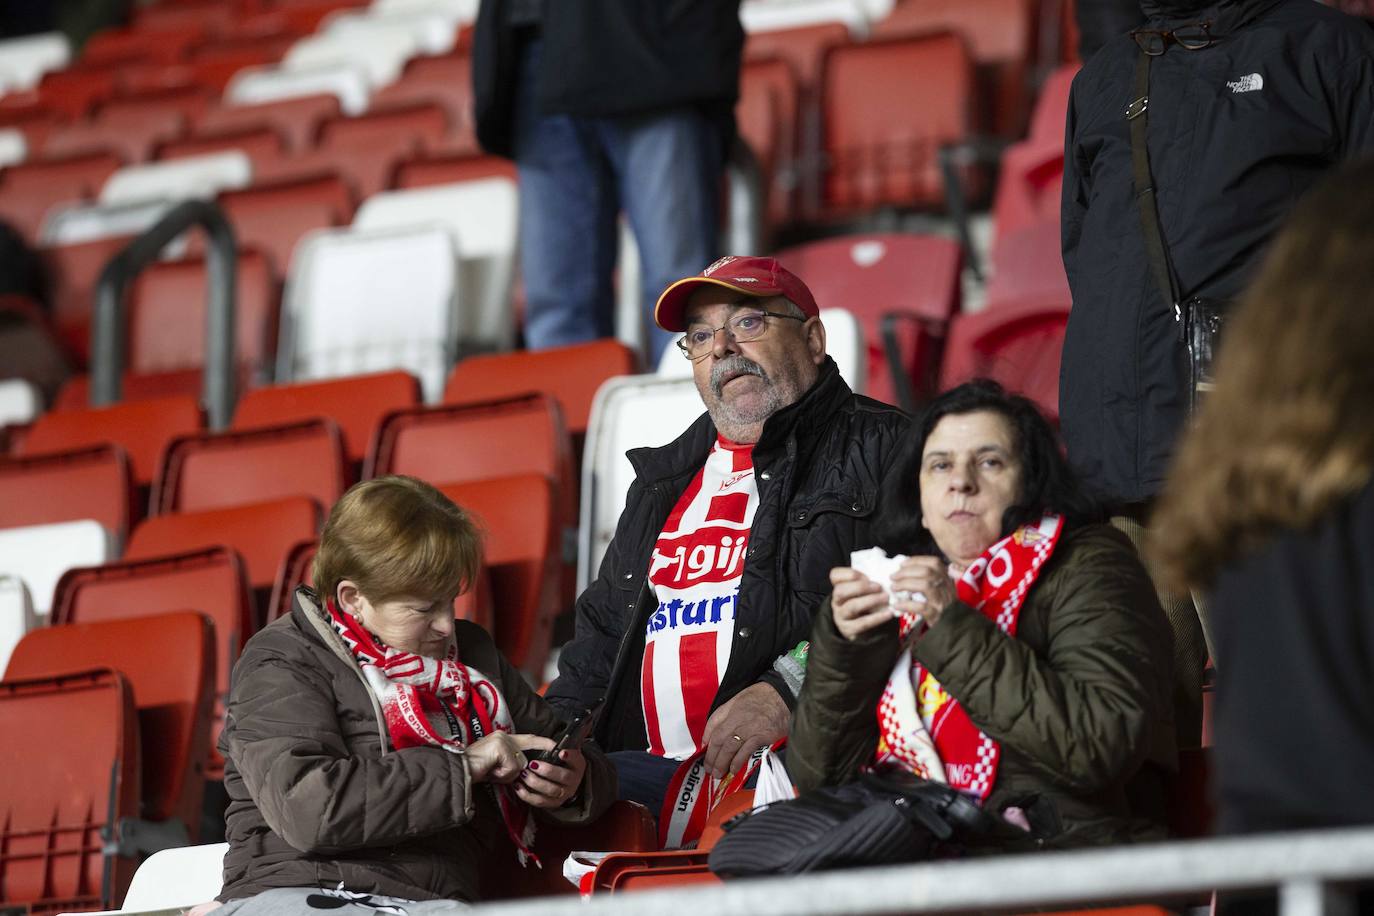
[1132,30,1167,54]
[727,312,769,342]
[1174,24,1211,48]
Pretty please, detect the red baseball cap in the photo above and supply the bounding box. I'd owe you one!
[653,256,820,332]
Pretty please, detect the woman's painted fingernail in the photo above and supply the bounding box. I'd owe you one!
[529,761,539,770]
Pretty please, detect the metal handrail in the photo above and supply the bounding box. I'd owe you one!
[467,825,1374,916]
[90,199,238,429]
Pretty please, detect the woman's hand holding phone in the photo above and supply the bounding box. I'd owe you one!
[516,749,587,809]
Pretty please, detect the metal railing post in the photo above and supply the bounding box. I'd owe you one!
[726,136,766,256]
[91,199,238,429]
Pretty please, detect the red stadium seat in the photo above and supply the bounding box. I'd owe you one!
[820,33,978,217]
[217,173,354,276]
[233,371,422,466]
[153,419,348,515]
[0,445,134,545]
[444,339,639,440]
[157,127,286,171]
[0,106,60,156]
[774,233,963,406]
[481,801,658,899]
[0,669,140,912]
[438,475,561,675]
[0,151,123,243]
[129,496,322,592]
[51,546,254,780]
[939,299,1070,422]
[991,64,1079,243]
[591,852,716,893]
[984,222,1072,311]
[739,58,801,227]
[41,233,133,363]
[82,23,207,67]
[368,394,576,553]
[393,152,517,189]
[265,538,494,632]
[20,394,203,486]
[745,22,849,88]
[874,0,1037,137]
[1166,747,1214,839]
[29,67,121,120]
[197,94,342,155]
[46,87,213,163]
[127,248,278,381]
[371,52,478,155]
[179,39,297,93]
[5,611,216,843]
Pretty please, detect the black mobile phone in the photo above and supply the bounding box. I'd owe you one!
[534,698,604,765]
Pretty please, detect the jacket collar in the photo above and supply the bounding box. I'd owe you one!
[291,585,366,670]
[1137,0,1284,30]
[627,356,850,483]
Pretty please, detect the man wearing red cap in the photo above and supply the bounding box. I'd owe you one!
[545,257,908,832]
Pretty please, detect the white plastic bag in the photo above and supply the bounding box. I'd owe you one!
[752,746,796,808]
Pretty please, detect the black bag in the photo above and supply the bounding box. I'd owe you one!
[1127,50,1230,411]
[706,772,997,877]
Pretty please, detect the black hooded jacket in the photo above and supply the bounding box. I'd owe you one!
[1060,0,1374,506]
[544,358,908,751]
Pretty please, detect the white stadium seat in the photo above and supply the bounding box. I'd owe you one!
[324,9,461,56]
[739,0,874,35]
[278,225,462,402]
[39,198,180,247]
[0,575,35,678]
[655,306,868,395]
[353,178,520,351]
[99,151,253,207]
[0,378,41,428]
[283,29,421,88]
[0,520,115,620]
[226,62,372,117]
[374,0,479,24]
[578,375,705,591]
[0,128,27,168]
[0,32,70,92]
[52,843,230,916]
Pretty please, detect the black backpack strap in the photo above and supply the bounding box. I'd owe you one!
[1127,50,1182,322]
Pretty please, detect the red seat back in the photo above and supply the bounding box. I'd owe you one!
[775,233,963,404]
[154,419,348,515]
[371,52,477,154]
[0,669,140,910]
[51,546,255,780]
[0,445,133,545]
[745,23,849,89]
[129,496,322,591]
[394,152,517,189]
[233,371,421,466]
[821,33,976,214]
[129,249,278,379]
[985,222,1072,310]
[370,395,575,551]
[20,394,203,486]
[0,152,123,243]
[218,173,354,276]
[939,300,1070,422]
[40,234,134,364]
[197,94,342,154]
[439,474,560,674]
[444,339,638,439]
[5,611,216,837]
[157,126,286,170]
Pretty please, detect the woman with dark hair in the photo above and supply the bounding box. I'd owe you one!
[1151,158,1374,840]
[788,380,1177,850]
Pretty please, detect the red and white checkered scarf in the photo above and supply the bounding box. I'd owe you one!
[872,514,1064,803]
[325,599,538,865]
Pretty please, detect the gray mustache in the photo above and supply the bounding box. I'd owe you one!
[710,356,767,398]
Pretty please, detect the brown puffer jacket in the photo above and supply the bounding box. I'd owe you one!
[789,523,1176,850]
[218,589,616,902]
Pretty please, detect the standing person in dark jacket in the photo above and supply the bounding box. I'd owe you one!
[1152,161,1374,848]
[472,0,742,362]
[545,256,908,829]
[1059,0,1374,744]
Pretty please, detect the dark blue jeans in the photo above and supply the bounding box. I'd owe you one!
[512,39,725,362]
[608,750,683,819]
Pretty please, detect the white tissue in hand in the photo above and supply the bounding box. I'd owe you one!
[849,546,909,598]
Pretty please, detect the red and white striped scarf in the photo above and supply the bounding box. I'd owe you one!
[325,599,538,865]
[872,514,1064,803]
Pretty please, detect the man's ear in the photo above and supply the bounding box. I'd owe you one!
[806,316,826,366]
[336,580,364,617]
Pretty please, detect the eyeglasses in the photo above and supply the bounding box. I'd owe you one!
[676,310,808,361]
[1130,21,1214,55]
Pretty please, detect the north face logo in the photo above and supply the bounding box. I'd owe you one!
[1227,73,1263,93]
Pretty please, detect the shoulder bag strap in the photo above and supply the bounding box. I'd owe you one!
[1127,51,1182,322]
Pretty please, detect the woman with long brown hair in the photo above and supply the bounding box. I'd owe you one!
[1152,158,1374,836]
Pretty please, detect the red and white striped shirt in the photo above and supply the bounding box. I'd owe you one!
[640,437,759,760]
